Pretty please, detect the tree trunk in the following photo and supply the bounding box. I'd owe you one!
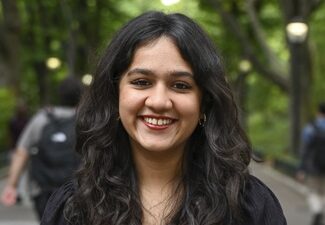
[233,72,250,132]
[1,0,21,94]
[34,62,49,106]
[60,0,76,77]
[288,42,303,154]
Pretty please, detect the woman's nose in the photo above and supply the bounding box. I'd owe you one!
[145,84,172,111]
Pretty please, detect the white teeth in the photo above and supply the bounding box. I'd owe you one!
[144,117,172,126]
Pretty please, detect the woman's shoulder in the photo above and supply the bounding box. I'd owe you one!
[245,175,279,200]
[41,181,76,225]
[241,175,287,225]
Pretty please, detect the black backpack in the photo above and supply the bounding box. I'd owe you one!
[29,111,80,190]
[309,123,325,173]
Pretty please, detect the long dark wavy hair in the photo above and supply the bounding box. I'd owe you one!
[65,11,252,225]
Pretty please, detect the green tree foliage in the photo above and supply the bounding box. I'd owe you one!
[0,89,15,151]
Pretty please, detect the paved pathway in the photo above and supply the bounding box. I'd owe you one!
[0,175,37,225]
[0,163,313,225]
[251,162,310,225]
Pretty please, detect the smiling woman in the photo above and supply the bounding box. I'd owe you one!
[119,37,201,155]
[41,11,287,225]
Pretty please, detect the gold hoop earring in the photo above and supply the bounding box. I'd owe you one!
[199,114,206,127]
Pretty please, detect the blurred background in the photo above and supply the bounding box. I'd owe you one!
[0,0,324,224]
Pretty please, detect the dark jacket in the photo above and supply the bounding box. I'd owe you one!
[41,175,287,225]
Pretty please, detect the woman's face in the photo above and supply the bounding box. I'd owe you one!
[119,37,202,154]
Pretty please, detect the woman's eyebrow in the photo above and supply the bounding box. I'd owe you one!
[126,68,154,76]
[127,68,193,78]
[169,70,194,78]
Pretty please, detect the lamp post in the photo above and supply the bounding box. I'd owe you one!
[286,20,308,154]
[46,57,61,70]
[286,22,308,44]
[82,74,93,86]
[161,0,180,6]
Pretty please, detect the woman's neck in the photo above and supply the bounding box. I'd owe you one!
[132,147,184,225]
[132,146,183,189]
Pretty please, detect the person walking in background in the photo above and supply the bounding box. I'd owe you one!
[41,11,286,225]
[1,77,83,220]
[8,101,30,154]
[297,102,325,225]
[7,101,30,205]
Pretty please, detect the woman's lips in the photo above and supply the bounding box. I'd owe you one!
[141,115,176,130]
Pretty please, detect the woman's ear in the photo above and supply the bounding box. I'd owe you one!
[199,113,207,127]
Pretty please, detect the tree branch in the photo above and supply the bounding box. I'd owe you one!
[1,0,21,91]
[246,0,286,74]
[206,0,290,92]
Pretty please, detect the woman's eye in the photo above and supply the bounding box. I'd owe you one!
[173,82,191,90]
[130,79,151,87]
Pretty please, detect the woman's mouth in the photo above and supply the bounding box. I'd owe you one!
[142,116,175,129]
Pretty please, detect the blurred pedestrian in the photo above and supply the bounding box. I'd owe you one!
[297,102,325,225]
[7,100,30,205]
[1,77,83,220]
[41,11,286,225]
[8,101,30,153]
